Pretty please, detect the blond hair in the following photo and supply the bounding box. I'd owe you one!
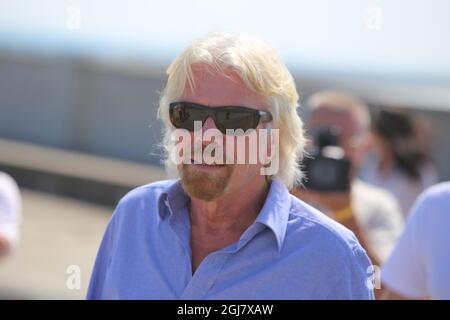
[158,32,305,189]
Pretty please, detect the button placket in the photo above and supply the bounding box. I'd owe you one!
[180,253,229,299]
[167,205,194,290]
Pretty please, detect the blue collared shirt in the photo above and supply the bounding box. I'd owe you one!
[87,179,374,299]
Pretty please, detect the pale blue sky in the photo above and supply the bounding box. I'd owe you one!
[1,0,449,78]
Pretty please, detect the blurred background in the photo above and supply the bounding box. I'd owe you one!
[0,0,449,299]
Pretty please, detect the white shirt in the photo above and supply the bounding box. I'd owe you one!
[382,182,450,299]
[352,179,404,263]
[0,172,21,248]
[302,179,404,264]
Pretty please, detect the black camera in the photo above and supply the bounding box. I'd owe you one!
[301,126,351,192]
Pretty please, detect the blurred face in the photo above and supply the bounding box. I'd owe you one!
[174,65,271,201]
[308,107,367,169]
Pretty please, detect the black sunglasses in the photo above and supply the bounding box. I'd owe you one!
[169,102,273,134]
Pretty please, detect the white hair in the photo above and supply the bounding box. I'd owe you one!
[157,32,305,189]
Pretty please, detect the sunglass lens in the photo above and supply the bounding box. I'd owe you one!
[216,110,258,132]
[170,103,203,131]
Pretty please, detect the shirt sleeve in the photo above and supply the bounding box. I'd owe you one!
[86,214,117,300]
[326,245,375,300]
[0,173,21,248]
[381,197,428,299]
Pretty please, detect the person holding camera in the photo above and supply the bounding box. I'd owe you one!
[292,91,404,267]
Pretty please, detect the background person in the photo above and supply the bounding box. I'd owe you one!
[293,91,404,266]
[382,182,450,299]
[360,108,439,218]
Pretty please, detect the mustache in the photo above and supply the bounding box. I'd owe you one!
[189,144,234,165]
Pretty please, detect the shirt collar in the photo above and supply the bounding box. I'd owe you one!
[158,178,291,251]
[158,179,189,219]
[254,178,291,251]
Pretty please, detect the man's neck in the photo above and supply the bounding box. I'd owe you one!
[188,177,270,273]
[189,177,270,237]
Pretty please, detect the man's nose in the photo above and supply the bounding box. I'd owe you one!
[201,116,225,148]
[202,116,218,132]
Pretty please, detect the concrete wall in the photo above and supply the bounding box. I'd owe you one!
[0,53,166,166]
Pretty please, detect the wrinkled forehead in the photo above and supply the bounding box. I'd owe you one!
[180,64,268,111]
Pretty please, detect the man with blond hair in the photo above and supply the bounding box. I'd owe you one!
[87,33,374,299]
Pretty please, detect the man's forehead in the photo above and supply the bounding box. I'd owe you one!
[181,65,267,110]
[309,108,359,135]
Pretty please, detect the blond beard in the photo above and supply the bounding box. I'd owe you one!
[179,164,233,201]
